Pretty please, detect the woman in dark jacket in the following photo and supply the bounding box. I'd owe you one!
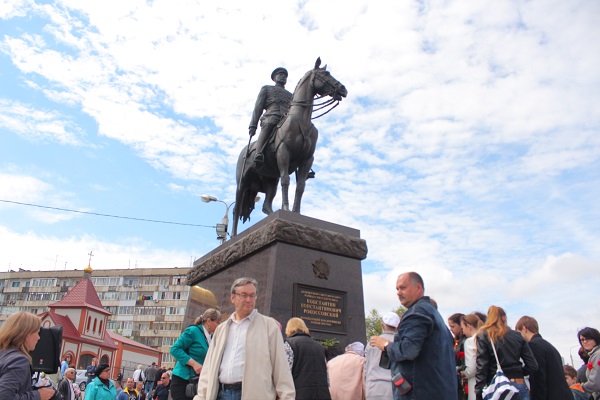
[285,317,331,400]
[449,312,467,400]
[0,311,55,400]
[475,306,538,400]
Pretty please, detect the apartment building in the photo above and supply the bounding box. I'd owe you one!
[0,266,191,367]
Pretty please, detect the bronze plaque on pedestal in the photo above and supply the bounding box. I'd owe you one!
[293,283,346,335]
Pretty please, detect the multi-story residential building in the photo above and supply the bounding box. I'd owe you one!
[0,266,191,368]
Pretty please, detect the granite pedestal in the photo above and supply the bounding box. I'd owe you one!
[185,210,368,347]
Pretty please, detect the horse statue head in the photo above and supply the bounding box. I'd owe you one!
[311,57,348,101]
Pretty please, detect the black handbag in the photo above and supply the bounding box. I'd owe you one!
[185,375,199,398]
[379,349,391,369]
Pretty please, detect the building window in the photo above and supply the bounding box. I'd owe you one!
[31,278,56,287]
[118,306,134,315]
[162,337,176,346]
[11,282,20,287]
[120,291,135,300]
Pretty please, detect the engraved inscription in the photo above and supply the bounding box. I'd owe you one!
[293,284,346,334]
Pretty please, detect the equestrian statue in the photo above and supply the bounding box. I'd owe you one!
[232,57,347,236]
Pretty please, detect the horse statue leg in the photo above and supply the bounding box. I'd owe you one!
[262,177,278,215]
[276,146,291,211]
[292,155,314,213]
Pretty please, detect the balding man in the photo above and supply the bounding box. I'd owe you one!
[153,373,171,400]
[58,367,76,400]
[117,378,139,400]
[369,272,456,399]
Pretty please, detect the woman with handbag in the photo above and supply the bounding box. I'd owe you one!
[474,306,538,400]
[170,308,221,400]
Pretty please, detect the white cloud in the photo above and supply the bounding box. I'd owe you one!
[0,170,81,223]
[0,99,84,145]
[0,225,193,271]
[0,0,598,366]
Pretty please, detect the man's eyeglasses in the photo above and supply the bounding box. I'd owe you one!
[234,293,256,300]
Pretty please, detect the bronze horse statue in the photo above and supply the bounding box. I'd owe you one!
[232,58,347,236]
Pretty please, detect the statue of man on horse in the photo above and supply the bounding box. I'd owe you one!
[233,58,347,236]
[249,67,293,165]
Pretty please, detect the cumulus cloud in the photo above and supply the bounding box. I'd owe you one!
[0,0,598,362]
[0,225,193,271]
[0,99,84,145]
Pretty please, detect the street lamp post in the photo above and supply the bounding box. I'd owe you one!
[201,194,261,243]
[569,344,581,366]
[201,195,234,244]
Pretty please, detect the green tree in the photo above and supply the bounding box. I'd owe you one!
[365,305,407,339]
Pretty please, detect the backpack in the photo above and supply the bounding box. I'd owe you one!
[482,339,520,400]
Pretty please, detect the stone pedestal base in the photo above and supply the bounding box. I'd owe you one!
[186,210,368,347]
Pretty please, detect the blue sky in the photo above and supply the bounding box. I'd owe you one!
[1,0,599,362]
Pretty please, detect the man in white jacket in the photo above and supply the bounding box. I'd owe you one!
[195,277,295,400]
[364,312,400,399]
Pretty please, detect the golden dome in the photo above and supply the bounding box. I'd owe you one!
[190,285,218,307]
[84,263,93,274]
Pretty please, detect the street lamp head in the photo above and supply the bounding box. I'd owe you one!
[201,194,218,203]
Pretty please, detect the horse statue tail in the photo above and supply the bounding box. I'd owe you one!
[232,144,258,236]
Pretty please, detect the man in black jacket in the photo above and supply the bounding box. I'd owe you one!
[516,316,572,400]
[58,368,76,400]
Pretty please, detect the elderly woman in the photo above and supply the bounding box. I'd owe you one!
[327,341,366,400]
[0,311,56,400]
[84,364,116,400]
[579,327,600,398]
[170,308,221,400]
[285,317,330,400]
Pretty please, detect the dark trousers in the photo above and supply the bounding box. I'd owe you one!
[171,374,193,400]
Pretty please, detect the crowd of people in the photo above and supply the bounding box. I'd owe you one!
[367,272,600,400]
[1,273,598,400]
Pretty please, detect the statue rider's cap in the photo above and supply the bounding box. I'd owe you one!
[271,67,288,81]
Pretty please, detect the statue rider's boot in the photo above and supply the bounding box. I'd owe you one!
[254,152,265,164]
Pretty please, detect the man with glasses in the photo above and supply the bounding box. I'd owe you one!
[58,367,76,400]
[197,277,295,400]
[152,373,171,400]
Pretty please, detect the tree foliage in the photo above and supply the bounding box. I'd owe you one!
[365,305,407,339]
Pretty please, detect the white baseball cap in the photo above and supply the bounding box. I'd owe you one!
[382,312,400,328]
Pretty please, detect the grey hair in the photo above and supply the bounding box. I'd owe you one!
[230,277,258,294]
[196,308,221,325]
